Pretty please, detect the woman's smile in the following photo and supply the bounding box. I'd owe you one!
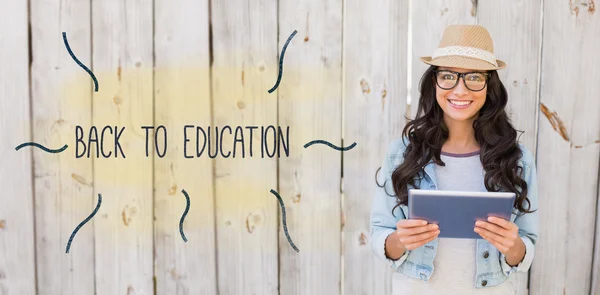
[447,99,473,108]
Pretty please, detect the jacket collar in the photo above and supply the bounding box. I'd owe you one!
[422,160,438,189]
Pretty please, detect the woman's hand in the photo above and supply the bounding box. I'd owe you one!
[395,219,440,251]
[474,216,525,266]
[385,219,440,260]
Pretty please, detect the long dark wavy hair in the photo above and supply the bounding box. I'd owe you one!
[377,65,534,216]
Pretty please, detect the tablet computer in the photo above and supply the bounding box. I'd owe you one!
[408,189,516,239]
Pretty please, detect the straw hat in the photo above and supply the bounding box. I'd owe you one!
[420,25,506,70]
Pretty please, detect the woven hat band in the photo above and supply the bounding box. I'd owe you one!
[432,46,498,67]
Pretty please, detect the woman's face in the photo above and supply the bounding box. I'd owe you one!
[434,66,488,124]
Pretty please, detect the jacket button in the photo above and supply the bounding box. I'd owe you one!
[483,251,489,258]
[481,280,488,286]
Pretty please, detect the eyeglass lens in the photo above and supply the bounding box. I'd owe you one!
[436,71,487,91]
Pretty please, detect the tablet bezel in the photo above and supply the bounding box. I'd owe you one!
[407,189,516,239]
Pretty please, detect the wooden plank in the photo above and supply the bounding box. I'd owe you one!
[277,0,343,294]
[410,0,476,118]
[477,2,543,293]
[153,0,217,294]
[30,0,94,294]
[0,1,36,294]
[477,0,542,155]
[210,0,279,293]
[91,0,154,294]
[592,159,600,295]
[529,1,600,294]
[342,1,408,294]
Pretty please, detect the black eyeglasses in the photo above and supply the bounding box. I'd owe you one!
[433,70,491,92]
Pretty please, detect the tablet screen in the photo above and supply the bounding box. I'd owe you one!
[407,189,515,239]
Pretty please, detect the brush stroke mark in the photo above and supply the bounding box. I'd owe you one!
[540,103,569,141]
[63,32,98,92]
[303,140,357,151]
[268,30,297,93]
[66,193,102,253]
[15,142,68,154]
[270,189,299,253]
[180,189,191,242]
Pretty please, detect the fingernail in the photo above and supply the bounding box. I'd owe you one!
[488,216,494,222]
[475,221,482,226]
[430,224,438,229]
[421,220,427,225]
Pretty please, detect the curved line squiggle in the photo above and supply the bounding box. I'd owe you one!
[63,32,99,92]
[268,30,297,93]
[15,142,68,153]
[303,140,357,151]
[66,194,102,254]
[270,189,299,253]
[180,189,191,242]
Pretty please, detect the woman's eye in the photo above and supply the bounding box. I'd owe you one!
[442,74,455,80]
[468,75,483,81]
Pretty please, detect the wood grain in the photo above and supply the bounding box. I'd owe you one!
[342,1,409,294]
[92,0,154,293]
[530,0,600,294]
[211,0,279,293]
[30,0,95,294]
[277,0,343,293]
[154,0,216,294]
[0,1,35,294]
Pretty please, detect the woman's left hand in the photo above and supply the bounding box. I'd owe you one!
[474,216,525,266]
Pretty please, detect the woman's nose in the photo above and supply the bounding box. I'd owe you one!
[452,77,469,95]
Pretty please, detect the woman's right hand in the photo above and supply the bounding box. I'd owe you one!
[394,219,440,251]
[384,219,440,260]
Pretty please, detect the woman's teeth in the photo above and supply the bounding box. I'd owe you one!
[448,99,473,106]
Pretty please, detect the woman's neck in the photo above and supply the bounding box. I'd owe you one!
[442,116,480,153]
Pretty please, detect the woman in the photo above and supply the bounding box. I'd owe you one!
[370,25,538,294]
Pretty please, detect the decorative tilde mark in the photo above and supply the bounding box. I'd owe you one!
[180,189,191,242]
[62,32,98,92]
[66,193,102,253]
[15,142,68,154]
[269,189,300,253]
[268,30,297,93]
[304,140,357,151]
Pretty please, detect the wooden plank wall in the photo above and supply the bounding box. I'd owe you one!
[211,0,279,294]
[0,1,36,294]
[343,1,408,295]
[91,0,154,294]
[530,0,600,294]
[1,0,600,294]
[30,1,94,295]
[278,0,343,294]
[154,0,216,294]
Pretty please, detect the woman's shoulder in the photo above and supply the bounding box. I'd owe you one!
[385,135,411,156]
[516,142,535,169]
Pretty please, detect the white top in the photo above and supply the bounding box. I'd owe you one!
[392,151,517,295]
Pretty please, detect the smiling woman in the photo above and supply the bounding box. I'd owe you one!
[182,125,290,159]
[371,25,538,295]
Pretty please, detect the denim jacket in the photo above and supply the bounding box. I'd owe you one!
[370,137,539,289]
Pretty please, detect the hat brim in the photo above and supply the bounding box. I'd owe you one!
[420,55,506,71]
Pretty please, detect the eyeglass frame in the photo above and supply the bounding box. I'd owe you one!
[432,69,491,92]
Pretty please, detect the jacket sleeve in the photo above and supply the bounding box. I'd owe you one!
[500,144,539,275]
[370,139,409,270]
